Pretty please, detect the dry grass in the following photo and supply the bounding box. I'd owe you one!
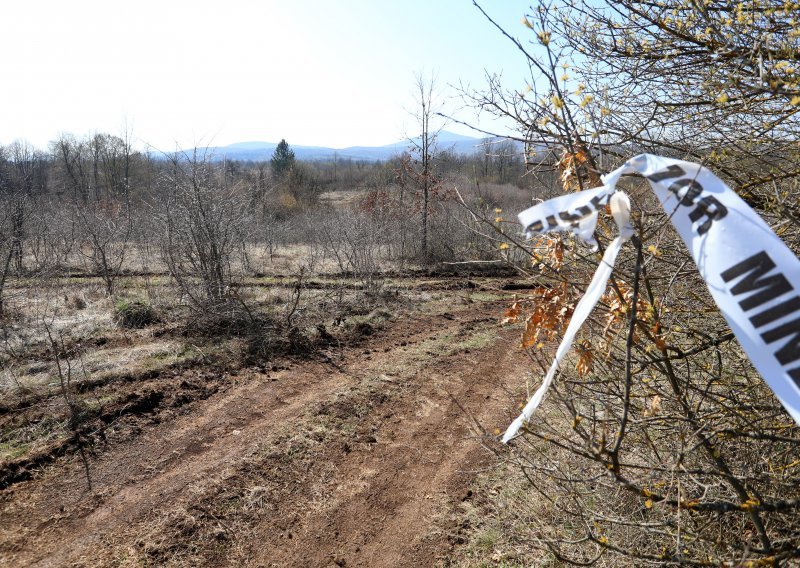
[451,408,642,568]
[0,267,511,469]
[318,189,364,206]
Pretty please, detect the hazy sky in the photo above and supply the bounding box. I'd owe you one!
[2,1,534,151]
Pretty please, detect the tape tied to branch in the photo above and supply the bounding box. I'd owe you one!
[503,153,800,443]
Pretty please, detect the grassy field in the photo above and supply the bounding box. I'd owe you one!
[0,247,554,566]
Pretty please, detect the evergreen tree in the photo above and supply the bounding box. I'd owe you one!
[270,139,295,180]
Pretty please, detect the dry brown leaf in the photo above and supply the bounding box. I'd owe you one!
[501,301,521,324]
[575,341,594,377]
[557,142,601,193]
[644,395,662,417]
[519,284,574,348]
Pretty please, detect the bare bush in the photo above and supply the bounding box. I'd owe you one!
[75,199,132,296]
[155,152,252,319]
[462,1,800,565]
[317,206,386,298]
[26,198,77,275]
[0,192,24,317]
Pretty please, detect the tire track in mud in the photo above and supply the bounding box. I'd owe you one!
[0,298,527,567]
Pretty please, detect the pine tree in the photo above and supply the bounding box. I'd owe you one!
[270,139,295,180]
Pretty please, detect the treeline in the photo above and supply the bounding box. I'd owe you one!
[0,131,535,316]
[0,132,530,202]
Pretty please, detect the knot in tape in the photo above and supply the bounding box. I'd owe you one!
[503,190,634,443]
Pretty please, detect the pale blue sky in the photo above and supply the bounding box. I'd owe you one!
[2,1,535,151]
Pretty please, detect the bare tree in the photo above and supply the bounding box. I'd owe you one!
[4,141,47,273]
[52,134,91,203]
[408,72,444,262]
[0,197,19,317]
[52,129,142,206]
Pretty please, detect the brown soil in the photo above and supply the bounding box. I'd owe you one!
[0,297,526,567]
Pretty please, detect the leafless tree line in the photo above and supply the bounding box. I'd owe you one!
[0,128,533,323]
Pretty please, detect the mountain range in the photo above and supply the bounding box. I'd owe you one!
[193,131,522,162]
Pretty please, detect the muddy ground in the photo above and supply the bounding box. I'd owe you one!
[0,282,529,567]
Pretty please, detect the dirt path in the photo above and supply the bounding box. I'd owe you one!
[0,297,526,567]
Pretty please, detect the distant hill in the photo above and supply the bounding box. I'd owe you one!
[176,131,524,163]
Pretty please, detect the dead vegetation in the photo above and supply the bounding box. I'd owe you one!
[447,2,800,565]
[0,274,524,567]
[0,264,510,494]
[6,1,800,564]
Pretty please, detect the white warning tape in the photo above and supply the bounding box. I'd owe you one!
[503,154,800,443]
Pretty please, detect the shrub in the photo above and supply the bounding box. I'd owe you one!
[65,295,87,310]
[114,299,158,329]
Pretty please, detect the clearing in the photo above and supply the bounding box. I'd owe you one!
[0,278,529,567]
